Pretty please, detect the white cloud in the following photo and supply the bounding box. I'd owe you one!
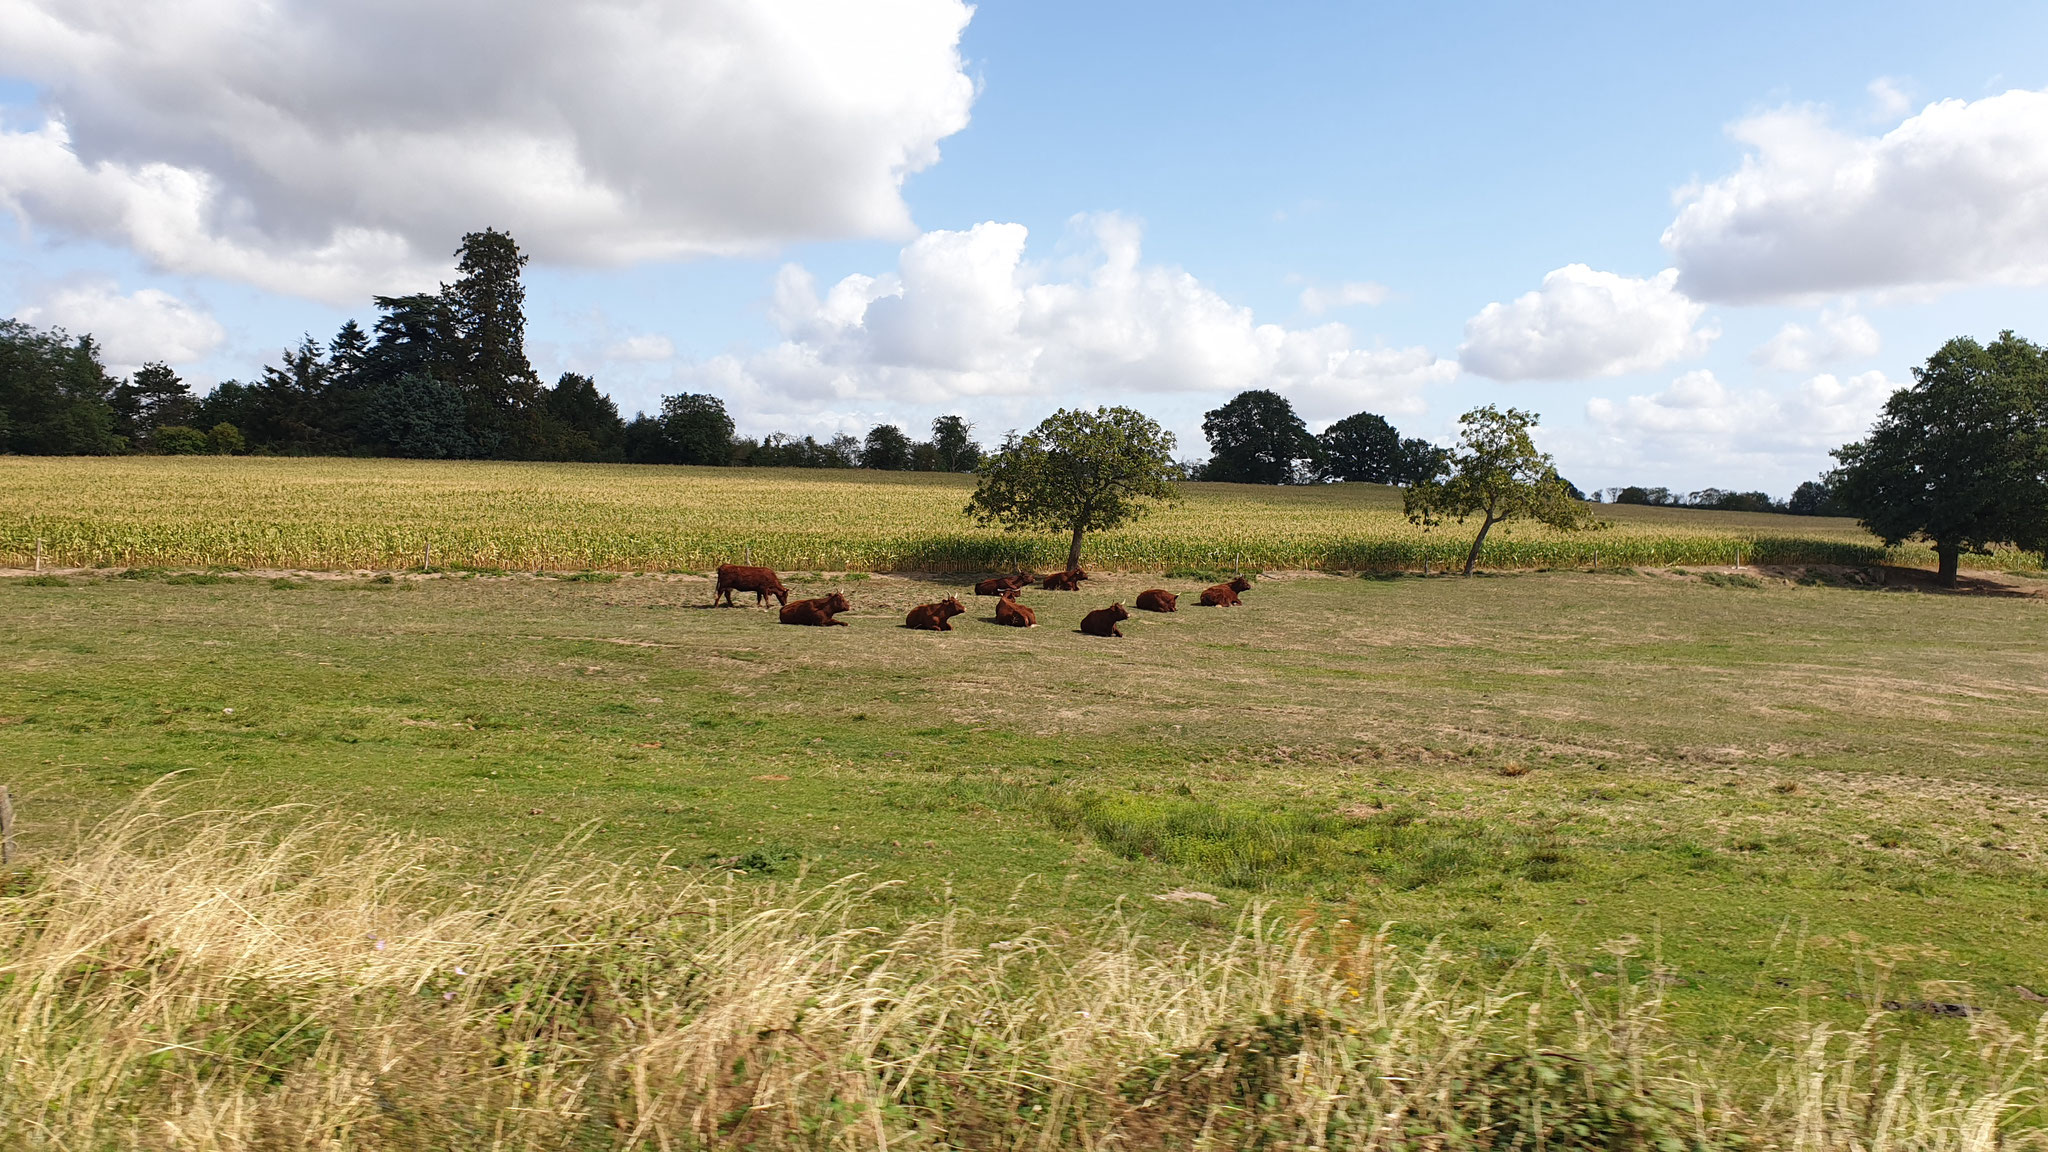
[680,215,1457,429]
[1665,88,2048,303]
[1299,280,1390,315]
[1867,77,1913,120]
[17,282,226,371]
[1458,265,1717,381]
[603,334,676,363]
[1749,307,1882,372]
[1583,368,1899,483]
[0,0,976,303]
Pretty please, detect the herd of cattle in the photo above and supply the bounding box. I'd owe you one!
[713,564,1254,638]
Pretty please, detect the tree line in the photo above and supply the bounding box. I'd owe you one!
[0,230,988,472]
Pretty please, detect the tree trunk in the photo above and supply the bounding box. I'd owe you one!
[1066,525,1087,573]
[1463,514,1499,576]
[1936,543,1960,587]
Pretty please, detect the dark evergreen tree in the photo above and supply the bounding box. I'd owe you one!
[254,336,335,453]
[443,228,541,452]
[1830,331,2048,585]
[361,373,474,458]
[1198,389,1317,484]
[861,424,914,470]
[540,372,626,460]
[110,362,193,448]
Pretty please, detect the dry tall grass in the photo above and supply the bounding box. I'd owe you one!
[1,794,2041,1150]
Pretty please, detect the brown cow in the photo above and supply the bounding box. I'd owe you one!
[715,564,790,607]
[973,572,1036,596]
[1198,575,1254,607]
[779,591,850,626]
[1079,603,1129,637]
[1134,588,1178,612]
[905,596,967,631]
[993,592,1037,628]
[1041,568,1089,591]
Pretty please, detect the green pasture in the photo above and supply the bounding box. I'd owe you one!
[4,564,2045,1054]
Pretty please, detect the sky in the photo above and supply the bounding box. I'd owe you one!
[4,0,2048,493]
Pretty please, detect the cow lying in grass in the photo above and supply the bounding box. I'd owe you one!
[1198,576,1253,607]
[993,592,1037,627]
[973,573,1036,596]
[1135,588,1178,612]
[1079,603,1129,637]
[905,597,967,631]
[779,592,850,626]
[1041,569,1089,591]
[714,564,789,607]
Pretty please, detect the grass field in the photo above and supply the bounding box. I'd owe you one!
[11,454,2034,573]
[6,468,2048,1145]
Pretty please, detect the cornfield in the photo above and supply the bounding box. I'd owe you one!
[3,456,2032,574]
[1,792,2042,1150]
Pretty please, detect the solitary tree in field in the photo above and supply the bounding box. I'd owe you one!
[1830,332,2048,586]
[1405,405,1599,576]
[967,406,1179,573]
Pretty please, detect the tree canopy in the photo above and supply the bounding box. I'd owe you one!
[1404,405,1600,575]
[1197,389,1317,484]
[1316,411,1443,485]
[1830,331,2048,585]
[966,406,1179,571]
[861,424,915,470]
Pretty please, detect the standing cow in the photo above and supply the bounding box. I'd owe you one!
[780,592,850,626]
[905,597,967,631]
[1198,576,1253,607]
[715,564,790,607]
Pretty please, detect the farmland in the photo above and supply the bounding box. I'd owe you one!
[5,465,2048,1146]
[9,454,2030,574]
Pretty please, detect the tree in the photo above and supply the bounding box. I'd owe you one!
[861,424,914,470]
[658,393,735,465]
[1404,405,1601,576]
[111,362,193,447]
[930,414,982,472]
[361,373,474,459]
[1787,479,1841,517]
[0,320,122,455]
[966,406,1179,572]
[541,372,625,460]
[1318,411,1405,482]
[1830,332,2048,585]
[444,228,541,417]
[1197,389,1317,484]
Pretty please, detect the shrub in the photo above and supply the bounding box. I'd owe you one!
[152,425,211,455]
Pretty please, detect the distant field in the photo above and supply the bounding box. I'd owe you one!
[9,455,2024,573]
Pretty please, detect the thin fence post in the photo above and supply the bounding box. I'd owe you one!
[35,536,43,573]
[1,785,15,865]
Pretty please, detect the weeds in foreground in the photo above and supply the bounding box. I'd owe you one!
[0,793,2042,1150]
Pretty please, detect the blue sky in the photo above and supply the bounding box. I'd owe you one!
[5,0,2047,492]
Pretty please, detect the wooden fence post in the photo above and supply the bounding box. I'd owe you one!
[1,785,15,865]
